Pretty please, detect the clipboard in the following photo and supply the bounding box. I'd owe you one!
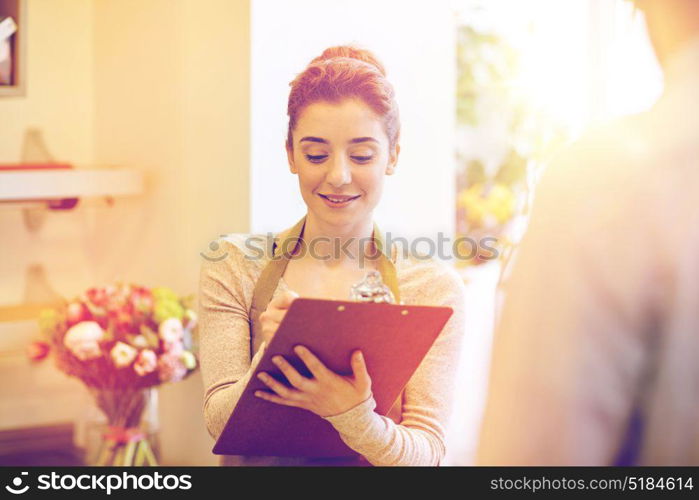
[212,297,453,457]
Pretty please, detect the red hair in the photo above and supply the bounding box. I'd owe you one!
[286,46,400,151]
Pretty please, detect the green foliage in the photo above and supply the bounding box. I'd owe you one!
[139,324,161,349]
[495,150,527,187]
[153,299,184,324]
[151,287,179,303]
[456,22,568,195]
[83,300,106,319]
[38,308,61,336]
[179,293,197,312]
[466,159,486,186]
[456,25,521,127]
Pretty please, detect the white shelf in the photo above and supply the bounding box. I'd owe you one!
[0,168,144,202]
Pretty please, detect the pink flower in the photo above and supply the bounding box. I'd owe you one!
[134,349,157,376]
[163,339,184,355]
[157,352,187,383]
[64,321,104,361]
[158,317,183,344]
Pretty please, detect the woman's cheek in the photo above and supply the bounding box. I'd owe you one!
[360,173,384,206]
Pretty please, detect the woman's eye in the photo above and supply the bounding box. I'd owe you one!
[351,155,374,164]
[305,154,328,163]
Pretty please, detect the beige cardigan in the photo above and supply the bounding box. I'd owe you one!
[198,224,467,466]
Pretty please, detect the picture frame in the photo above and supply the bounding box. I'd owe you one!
[0,0,27,97]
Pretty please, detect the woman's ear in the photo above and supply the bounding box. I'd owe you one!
[386,143,400,175]
[286,144,298,174]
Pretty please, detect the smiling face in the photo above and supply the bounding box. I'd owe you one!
[287,98,400,229]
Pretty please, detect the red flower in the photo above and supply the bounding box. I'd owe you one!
[108,304,137,335]
[130,286,154,315]
[66,302,89,326]
[104,285,129,313]
[93,315,109,330]
[86,287,109,307]
[26,341,50,362]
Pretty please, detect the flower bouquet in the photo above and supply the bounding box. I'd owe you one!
[27,282,198,466]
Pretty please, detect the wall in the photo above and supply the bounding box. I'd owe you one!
[1,0,251,465]
[92,0,250,465]
[0,0,97,443]
[0,0,95,305]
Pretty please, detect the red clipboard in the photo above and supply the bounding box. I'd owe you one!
[212,298,453,457]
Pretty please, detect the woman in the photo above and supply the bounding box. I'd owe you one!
[199,46,466,466]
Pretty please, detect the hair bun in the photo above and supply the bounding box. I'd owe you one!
[311,45,386,76]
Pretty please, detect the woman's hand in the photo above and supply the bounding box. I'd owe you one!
[258,290,299,345]
[254,345,373,418]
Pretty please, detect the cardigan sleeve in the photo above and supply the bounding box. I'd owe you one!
[322,263,467,466]
[199,241,267,440]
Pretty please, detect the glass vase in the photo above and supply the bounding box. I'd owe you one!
[83,387,160,466]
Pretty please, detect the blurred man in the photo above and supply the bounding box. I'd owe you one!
[477,0,699,465]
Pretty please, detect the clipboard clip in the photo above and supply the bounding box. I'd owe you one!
[349,270,396,304]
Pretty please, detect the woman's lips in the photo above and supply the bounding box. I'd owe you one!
[318,193,361,207]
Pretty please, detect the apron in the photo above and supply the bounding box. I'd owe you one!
[223,215,403,466]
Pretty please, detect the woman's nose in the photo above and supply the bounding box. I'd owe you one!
[326,155,352,187]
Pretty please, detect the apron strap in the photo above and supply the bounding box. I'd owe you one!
[372,220,401,304]
[249,216,307,355]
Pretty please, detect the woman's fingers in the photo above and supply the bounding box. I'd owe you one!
[351,350,371,390]
[254,390,302,408]
[271,355,312,390]
[256,370,300,399]
[259,307,284,325]
[261,291,299,325]
[293,345,333,380]
[259,290,300,343]
[268,290,299,311]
